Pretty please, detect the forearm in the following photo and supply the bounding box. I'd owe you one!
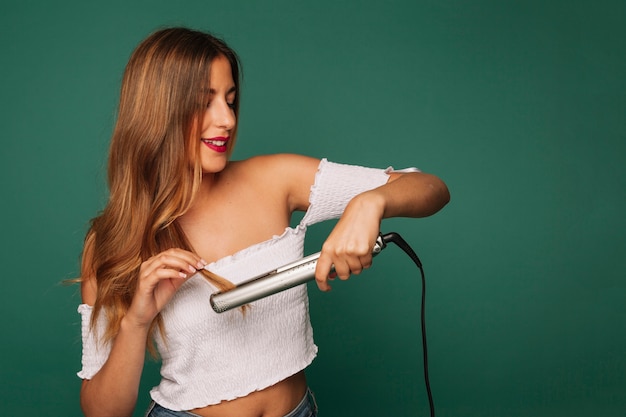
[366,171,450,219]
[80,317,150,417]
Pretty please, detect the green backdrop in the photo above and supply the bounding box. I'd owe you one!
[1,1,624,416]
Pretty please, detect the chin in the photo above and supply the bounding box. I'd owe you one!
[201,158,229,174]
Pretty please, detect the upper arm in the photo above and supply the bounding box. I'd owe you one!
[275,156,414,213]
[80,232,97,306]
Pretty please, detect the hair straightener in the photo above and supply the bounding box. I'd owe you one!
[210,232,436,416]
[210,234,386,313]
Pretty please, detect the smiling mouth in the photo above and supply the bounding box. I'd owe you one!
[202,139,227,146]
[201,137,230,153]
[201,136,229,145]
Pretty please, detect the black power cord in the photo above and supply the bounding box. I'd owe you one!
[381,232,435,417]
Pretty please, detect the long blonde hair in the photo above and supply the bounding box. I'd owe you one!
[84,27,241,349]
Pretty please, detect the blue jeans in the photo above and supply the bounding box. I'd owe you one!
[145,389,318,417]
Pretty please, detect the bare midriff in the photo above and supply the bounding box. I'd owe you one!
[189,371,308,417]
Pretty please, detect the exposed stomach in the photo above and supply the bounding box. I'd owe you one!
[189,371,308,417]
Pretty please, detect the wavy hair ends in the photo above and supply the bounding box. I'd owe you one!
[85,27,241,351]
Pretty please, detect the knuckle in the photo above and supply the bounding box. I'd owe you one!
[321,242,337,255]
[337,270,350,280]
[159,253,174,264]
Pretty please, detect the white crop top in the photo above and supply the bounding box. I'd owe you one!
[77,159,393,411]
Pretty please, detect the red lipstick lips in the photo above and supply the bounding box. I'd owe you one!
[201,136,229,153]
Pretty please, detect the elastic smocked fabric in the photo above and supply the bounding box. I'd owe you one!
[77,159,394,410]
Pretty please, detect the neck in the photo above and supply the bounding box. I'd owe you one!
[186,171,218,213]
[201,172,218,188]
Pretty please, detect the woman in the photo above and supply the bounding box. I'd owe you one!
[77,27,450,417]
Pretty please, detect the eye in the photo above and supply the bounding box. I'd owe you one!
[227,92,236,110]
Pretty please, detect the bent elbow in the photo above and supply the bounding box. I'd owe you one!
[422,175,450,216]
[80,380,134,417]
[437,179,451,208]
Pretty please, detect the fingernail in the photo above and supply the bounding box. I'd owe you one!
[197,260,207,269]
[179,272,188,278]
[188,265,197,273]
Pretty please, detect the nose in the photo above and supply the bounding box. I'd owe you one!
[215,100,236,131]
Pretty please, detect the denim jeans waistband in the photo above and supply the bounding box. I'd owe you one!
[145,388,318,417]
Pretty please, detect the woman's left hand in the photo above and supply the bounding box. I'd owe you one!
[314,191,384,291]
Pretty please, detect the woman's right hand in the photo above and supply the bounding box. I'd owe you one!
[126,248,207,328]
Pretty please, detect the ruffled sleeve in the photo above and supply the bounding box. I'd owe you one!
[76,304,111,380]
[300,159,391,227]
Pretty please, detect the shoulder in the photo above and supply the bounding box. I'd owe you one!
[229,154,320,174]
[227,154,321,211]
[227,154,321,186]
